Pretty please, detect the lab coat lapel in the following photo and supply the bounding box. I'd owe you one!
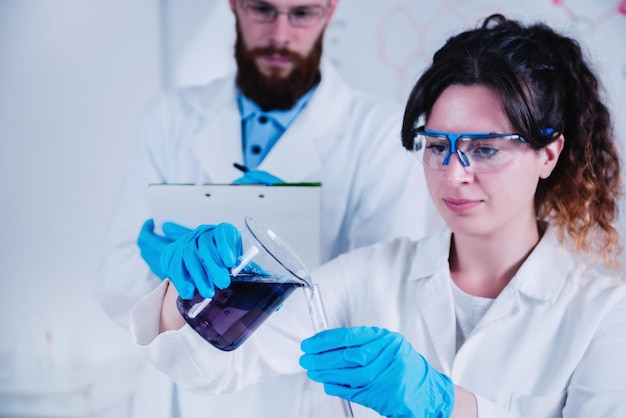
[468,228,570,334]
[410,232,457,373]
[420,273,457,374]
[188,75,245,182]
[257,117,323,180]
[258,60,350,181]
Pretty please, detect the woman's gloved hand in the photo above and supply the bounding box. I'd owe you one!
[300,326,455,418]
[232,170,284,185]
[137,219,191,279]
[160,223,243,300]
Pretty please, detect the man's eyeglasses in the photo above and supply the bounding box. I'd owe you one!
[412,126,529,172]
[238,0,328,28]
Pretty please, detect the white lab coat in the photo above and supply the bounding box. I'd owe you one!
[96,60,440,417]
[130,228,626,418]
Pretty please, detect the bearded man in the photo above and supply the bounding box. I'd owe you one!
[96,1,438,417]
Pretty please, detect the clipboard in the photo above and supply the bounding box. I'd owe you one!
[147,183,322,269]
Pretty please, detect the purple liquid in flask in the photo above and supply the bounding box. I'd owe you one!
[177,274,305,351]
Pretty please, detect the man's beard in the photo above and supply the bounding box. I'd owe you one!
[234,22,323,111]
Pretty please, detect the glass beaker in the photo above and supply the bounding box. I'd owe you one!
[176,216,312,351]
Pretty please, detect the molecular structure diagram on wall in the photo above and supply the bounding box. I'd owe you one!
[356,0,626,101]
[552,0,626,33]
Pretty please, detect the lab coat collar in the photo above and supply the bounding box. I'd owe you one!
[185,59,350,182]
[407,228,452,280]
[408,227,575,372]
[511,227,574,302]
[408,227,574,303]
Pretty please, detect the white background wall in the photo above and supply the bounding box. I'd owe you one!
[0,1,161,416]
[1,0,624,416]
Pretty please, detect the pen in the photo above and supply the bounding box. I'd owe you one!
[233,162,248,173]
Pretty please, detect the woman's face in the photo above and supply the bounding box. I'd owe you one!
[423,84,560,239]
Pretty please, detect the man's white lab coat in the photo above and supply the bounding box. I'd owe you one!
[131,228,626,418]
[96,60,439,417]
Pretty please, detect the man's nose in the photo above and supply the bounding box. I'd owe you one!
[268,13,292,46]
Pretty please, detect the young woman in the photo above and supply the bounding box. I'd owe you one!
[130,14,624,418]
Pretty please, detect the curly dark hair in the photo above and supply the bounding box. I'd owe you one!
[401,14,622,270]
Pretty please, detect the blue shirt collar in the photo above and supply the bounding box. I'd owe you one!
[237,85,317,128]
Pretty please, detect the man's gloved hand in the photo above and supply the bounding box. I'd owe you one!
[137,219,191,279]
[299,326,455,418]
[160,223,243,300]
[232,170,285,185]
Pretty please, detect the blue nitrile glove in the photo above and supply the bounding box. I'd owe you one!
[300,326,455,418]
[137,219,191,279]
[160,223,243,300]
[232,170,285,185]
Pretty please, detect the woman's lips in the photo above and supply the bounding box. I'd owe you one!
[443,198,481,213]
